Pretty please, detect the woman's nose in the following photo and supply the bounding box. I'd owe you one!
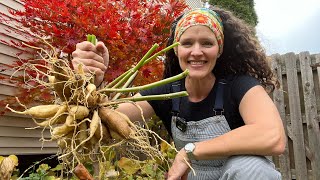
[190,44,203,56]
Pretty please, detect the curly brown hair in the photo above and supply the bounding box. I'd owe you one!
[163,6,278,92]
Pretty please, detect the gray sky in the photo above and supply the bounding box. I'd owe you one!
[255,0,320,55]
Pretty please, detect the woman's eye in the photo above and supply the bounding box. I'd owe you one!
[202,41,214,47]
[180,41,192,46]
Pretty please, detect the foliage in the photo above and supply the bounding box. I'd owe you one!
[19,164,62,180]
[209,0,258,26]
[0,0,188,112]
[5,134,177,179]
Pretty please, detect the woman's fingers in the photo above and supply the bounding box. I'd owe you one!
[96,41,109,67]
[73,56,107,72]
[74,41,96,52]
[167,150,190,180]
[72,41,109,86]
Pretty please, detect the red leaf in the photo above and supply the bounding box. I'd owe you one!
[0,0,188,102]
[142,68,152,78]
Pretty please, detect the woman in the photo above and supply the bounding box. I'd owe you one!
[72,6,286,180]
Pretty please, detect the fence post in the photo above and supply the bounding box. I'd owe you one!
[299,52,320,180]
[271,54,292,180]
[283,52,308,180]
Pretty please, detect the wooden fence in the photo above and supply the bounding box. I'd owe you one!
[270,52,320,180]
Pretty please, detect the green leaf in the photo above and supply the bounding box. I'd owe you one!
[50,164,62,171]
[117,157,142,175]
[43,176,59,180]
[141,161,156,176]
[0,156,4,163]
[37,164,51,173]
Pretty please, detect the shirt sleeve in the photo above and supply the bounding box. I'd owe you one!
[230,75,261,106]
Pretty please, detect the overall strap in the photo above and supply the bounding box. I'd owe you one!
[171,79,226,115]
[213,79,227,115]
[171,80,181,116]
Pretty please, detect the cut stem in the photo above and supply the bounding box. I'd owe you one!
[105,70,129,88]
[112,71,138,101]
[105,42,179,89]
[110,44,159,89]
[117,91,188,102]
[98,69,188,93]
[99,91,188,107]
[142,42,179,65]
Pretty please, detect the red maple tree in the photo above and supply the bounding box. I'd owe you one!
[0,0,188,112]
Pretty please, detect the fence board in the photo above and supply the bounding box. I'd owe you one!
[316,55,320,104]
[299,52,320,180]
[283,52,308,180]
[271,54,292,180]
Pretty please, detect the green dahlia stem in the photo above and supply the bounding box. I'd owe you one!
[118,91,188,102]
[105,42,179,89]
[112,71,138,101]
[133,43,159,72]
[142,42,179,65]
[104,70,129,88]
[106,43,159,89]
[98,69,188,94]
[87,34,97,45]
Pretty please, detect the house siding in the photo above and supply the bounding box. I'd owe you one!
[0,0,57,155]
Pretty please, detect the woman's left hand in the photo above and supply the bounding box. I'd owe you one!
[167,149,190,180]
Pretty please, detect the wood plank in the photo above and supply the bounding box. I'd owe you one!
[0,115,38,127]
[0,43,29,60]
[290,169,313,180]
[0,34,33,59]
[0,126,51,138]
[0,83,18,96]
[0,147,58,155]
[0,94,11,101]
[316,54,320,111]
[0,2,23,19]
[285,114,320,124]
[278,52,300,75]
[299,52,320,180]
[0,74,20,86]
[0,23,30,42]
[271,54,292,180]
[0,66,24,77]
[0,1,23,11]
[0,53,22,68]
[287,125,312,160]
[0,137,57,148]
[283,52,308,179]
[0,52,19,65]
[277,52,319,75]
[0,4,14,18]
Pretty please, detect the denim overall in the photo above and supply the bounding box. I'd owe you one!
[170,80,281,180]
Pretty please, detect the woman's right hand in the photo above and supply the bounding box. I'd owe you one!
[72,41,109,87]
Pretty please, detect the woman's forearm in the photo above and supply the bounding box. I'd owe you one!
[193,123,286,160]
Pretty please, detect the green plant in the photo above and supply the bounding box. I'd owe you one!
[19,164,61,180]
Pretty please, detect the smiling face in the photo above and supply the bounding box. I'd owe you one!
[176,25,219,79]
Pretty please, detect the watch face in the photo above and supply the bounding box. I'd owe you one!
[185,143,195,152]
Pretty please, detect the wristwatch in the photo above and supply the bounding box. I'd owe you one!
[184,143,196,160]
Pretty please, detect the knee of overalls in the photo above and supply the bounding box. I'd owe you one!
[219,155,282,180]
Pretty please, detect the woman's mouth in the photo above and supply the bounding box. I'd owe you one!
[188,61,207,65]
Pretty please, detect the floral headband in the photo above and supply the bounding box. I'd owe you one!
[174,8,224,56]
